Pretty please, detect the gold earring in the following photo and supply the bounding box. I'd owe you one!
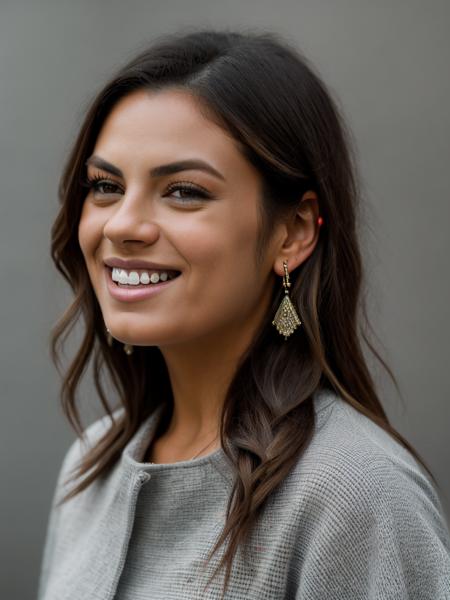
[272,260,302,340]
[123,343,134,355]
[106,327,113,347]
[106,326,133,354]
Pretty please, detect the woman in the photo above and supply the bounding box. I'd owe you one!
[37,28,450,599]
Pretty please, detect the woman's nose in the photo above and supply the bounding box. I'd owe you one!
[102,193,160,246]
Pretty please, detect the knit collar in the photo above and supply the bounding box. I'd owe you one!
[119,387,335,483]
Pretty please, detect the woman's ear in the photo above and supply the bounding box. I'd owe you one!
[273,190,320,276]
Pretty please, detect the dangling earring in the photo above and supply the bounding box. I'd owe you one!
[123,343,134,356]
[106,327,113,347]
[106,326,133,355]
[272,260,302,340]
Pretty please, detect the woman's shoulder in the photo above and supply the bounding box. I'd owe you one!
[310,388,425,475]
[290,389,450,538]
[279,389,450,597]
[55,407,125,499]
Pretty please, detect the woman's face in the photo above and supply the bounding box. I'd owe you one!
[78,88,282,348]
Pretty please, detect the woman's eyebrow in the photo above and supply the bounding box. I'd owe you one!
[85,155,225,181]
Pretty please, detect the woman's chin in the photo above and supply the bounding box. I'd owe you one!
[105,328,185,348]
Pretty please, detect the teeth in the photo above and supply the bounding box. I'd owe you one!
[111,267,173,286]
[128,271,140,285]
[118,270,128,285]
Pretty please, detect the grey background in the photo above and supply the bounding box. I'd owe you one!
[1,1,449,598]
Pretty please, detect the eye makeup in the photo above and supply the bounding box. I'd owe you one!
[80,172,214,204]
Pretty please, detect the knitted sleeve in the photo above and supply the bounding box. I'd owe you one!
[295,458,450,599]
[36,438,79,600]
[36,409,121,600]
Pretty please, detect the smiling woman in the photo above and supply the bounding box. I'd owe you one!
[38,28,450,600]
[77,87,282,353]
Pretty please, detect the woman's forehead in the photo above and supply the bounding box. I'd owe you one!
[91,88,261,188]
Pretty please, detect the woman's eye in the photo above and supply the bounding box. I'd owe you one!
[166,182,212,203]
[81,174,212,204]
[81,175,122,197]
[96,181,120,195]
[91,180,121,196]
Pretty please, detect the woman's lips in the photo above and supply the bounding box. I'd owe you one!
[104,266,180,302]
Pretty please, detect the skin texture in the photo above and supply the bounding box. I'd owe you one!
[78,88,320,461]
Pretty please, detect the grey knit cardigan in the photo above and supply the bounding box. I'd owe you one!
[37,389,450,599]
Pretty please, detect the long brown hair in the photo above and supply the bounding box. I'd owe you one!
[50,28,437,598]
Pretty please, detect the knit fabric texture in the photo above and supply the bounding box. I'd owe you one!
[37,388,450,599]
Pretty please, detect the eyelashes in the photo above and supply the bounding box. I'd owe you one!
[79,173,213,203]
[165,180,213,202]
[80,174,118,195]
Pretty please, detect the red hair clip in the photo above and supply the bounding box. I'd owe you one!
[317,216,324,227]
